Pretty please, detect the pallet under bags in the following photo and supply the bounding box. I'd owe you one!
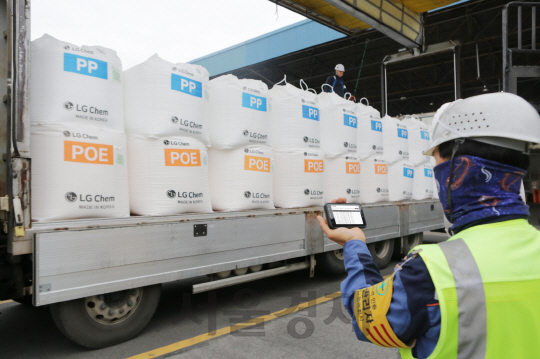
[382,115,409,163]
[31,34,124,131]
[268,83,321,151]
[123,55,210,146]
[318,91,358,157]
[31,124,129,221]
[356,103,383,159]
[412,163,434,200]
[273,150,324,208]
[358,157,389,203]
[387,160,414,202]
[324,154,361,203]
[127,136,212,215]
[402,115,431,165]
[208,146,274,211]
[208,75,270,149]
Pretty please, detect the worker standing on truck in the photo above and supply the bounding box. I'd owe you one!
[318,92,540,359]
[323,64,346,97]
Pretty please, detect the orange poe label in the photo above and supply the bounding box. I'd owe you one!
[375,163,388,174]
[346,162,361,174]
[164,149,201,166]
[305,159,324,173]
[64,140,114,165]
[244,155,271,172]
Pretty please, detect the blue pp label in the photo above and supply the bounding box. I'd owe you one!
[171,74,202,97]
[403,167,414,178]
[371,120,382,132]
[344,114,358,128]
[64,53,108,79]
[421,130,430,140]
[398,128,408,139]
[242,92,267,111]
[302,105,319,121]
[424,168,433,178]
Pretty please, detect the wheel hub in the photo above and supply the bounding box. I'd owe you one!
[85,288,142,325]
[334,249,344,260]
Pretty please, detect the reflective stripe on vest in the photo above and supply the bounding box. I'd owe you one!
[438,239,487,359]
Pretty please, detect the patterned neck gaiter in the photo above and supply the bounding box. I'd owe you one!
[433,155,529,230]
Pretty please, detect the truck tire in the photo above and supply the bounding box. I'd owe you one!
[367,239,394,269]
[50,284,161,349]
[402,233,423,255]
[316,249,345,275]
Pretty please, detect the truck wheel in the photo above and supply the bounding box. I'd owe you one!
[316,249,345,275]
[367,239,394,269]
[402,233,423,255]
[50,284,161,349]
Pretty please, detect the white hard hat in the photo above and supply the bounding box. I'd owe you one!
[335,64,345,72]
[424,92,540,156]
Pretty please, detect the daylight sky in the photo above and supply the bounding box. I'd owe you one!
[32,0,306,70]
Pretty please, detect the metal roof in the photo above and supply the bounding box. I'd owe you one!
[189,19,345,77]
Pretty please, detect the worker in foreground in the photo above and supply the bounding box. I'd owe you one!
[323,64,347,97]
[318,92,540,359]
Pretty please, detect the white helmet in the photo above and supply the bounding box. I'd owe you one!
[424,92,540,156]
[335,64,345,72]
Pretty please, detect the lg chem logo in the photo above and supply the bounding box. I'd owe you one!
[166,190,176,198]
[63,131,71,137]
[377,188,381,193]
[244,191,251,198]
[347,189,351,194]
[243,86,247,90]
[64,101,74,110]
[163,140,170,145]
[399,150,403,155]
[301,99,305,103]
[343,142,348,148]
[244,148,249,153]
[172,67,177,71]
[304,152,308,156]
[372,145,377,150]
[64,45,70,50]
[171,116,179,124]
[303,136,308,143]
[304,189,310,195]
[243,130,249,137]
[65,192,77,202]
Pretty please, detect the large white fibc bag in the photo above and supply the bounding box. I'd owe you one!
[359,157,389,203]
[402,115,431,165]
[31,34,124,131]
[208,75,270,149]
[324,154,361,203]
[208,146,274,211]
[273,150,324,208]
[127,136,212,216]
[318,92,358,157]
[268,83,320,151]
[31,124,129,221]
[123,55,210,145]
[356,103,383,158]
[412,163,434,200]
[388,160,414,202]
[382,115,409,163]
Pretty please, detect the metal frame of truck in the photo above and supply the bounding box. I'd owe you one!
[0,0,444,348]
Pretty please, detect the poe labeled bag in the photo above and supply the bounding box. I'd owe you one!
[324,154,361,203]
[208,75,270,149]
[31,124,129,221]
[123,54,210,145]
[127,136,212,216]
[359,157,389,203]
[31,34,124,131]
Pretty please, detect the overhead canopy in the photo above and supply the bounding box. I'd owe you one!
[274,0,462,48]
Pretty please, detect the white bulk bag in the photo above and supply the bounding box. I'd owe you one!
[412,164,434,200]
[356,103,383,158]
[273,150,324,208]
[324,154,361,203]
[268,83,320,151]
[359,157,389,203]
[318,91,358,158]
[208,146,274,211]
[402,115,431,165]
[127,136,212,215]
[123,55,210,145]
[388,160,414,202]
[31,34,124,131]
[31,124,129,221]
[208,75,270,149]
[382,115,409,163]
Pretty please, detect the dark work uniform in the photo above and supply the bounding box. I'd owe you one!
[324,74,346,97]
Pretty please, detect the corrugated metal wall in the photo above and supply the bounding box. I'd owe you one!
[189,20,345,77]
